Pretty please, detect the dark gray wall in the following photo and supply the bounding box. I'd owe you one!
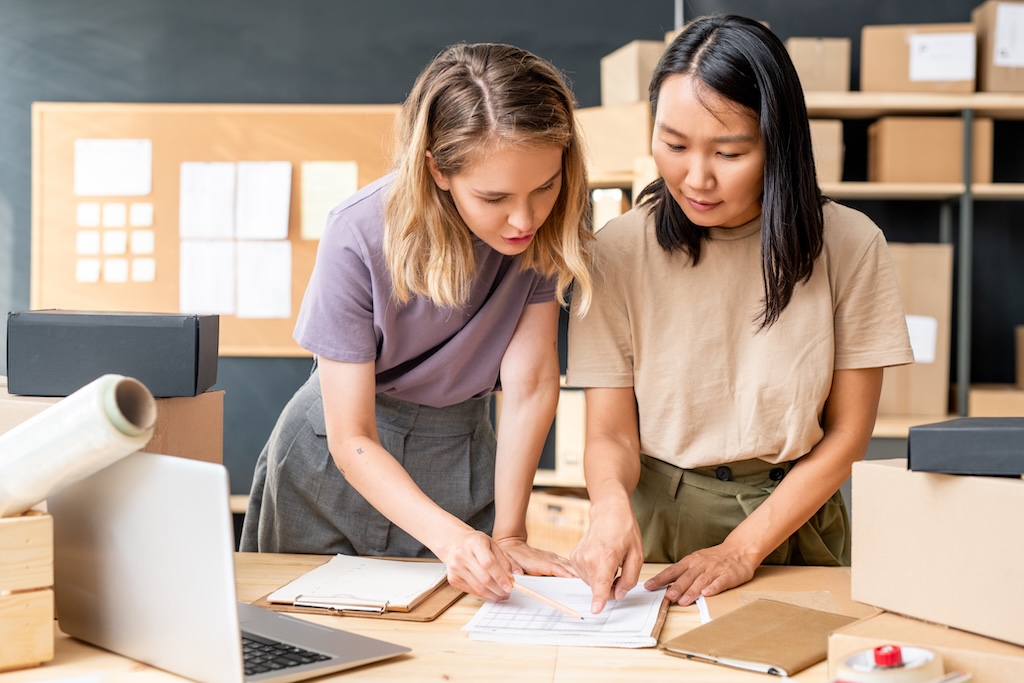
[2,1,1022,494]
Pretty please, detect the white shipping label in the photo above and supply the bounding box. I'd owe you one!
[995,3,1024,67]
[906,314,938,364]
[908,32,976,82]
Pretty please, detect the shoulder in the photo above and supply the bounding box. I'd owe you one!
[320,173,394,253]
[592,206,655,259]
[822,200,885,252]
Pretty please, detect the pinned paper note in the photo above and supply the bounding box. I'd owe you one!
[179,240,235,314]
[103,258,129,283]
[236,241,292,319]
[102,203,127,228]
[76,231,100,256]
[76,202,101,227]
[301,161,358,240]
[236,161,292,240]
[131,258,156,283]
[102,230,128,255]
[179,162,235,239]
[129,202,154,227]
[75,259,101,283]
[909,33,975,82]
[130,230,155,255]
[74,139,152,197]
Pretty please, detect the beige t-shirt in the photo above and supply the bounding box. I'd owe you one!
[567,201,914,468]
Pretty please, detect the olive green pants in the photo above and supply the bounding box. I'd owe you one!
[632,454,851,566]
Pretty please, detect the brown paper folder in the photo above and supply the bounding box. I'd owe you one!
[660,599,858,676]
[253,581,464,623]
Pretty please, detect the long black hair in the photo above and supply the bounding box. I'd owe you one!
[636,14,824,328]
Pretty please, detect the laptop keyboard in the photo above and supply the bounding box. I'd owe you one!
[241,631,332,676]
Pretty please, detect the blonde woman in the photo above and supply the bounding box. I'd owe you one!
[241,43,592,602]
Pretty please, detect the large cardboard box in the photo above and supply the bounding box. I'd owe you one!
[0,511,53,671]
[809,119,844,183]
[973,1,1024,93]
[6,310,219,397]
[786,37,851,92]
[908,417,1024,475]
[968,383,1024,416]
[861,24,977,93]
[525,488,589,557]
[576,102,653,177]
[876,243,953,417]
[868,117,994,184]
[852,458,1024,646]
[553,386,585,485]
[0,377,224,463]
[600,40,664,107]
[829,612,1024,683]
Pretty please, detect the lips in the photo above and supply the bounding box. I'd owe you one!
[502,233,535,246]
[686,197,721,212]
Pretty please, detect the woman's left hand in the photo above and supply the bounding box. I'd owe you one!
[644,544,757,606]
[495,537,577,578]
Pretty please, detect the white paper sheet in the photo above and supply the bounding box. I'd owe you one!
[102,202,127,228]
[906,314,938,364]
[236,240,292,319]
[131,257,156,283]
[179,240,235,314]
[103,258,128,283]
[76,202,101,227]
[74,139,152,197]
[102,230,127,255]
[909,32,976,82]
[179,162,236,239]
[236,161,292,240]
[301,161,358,240]
[76,230,101,256]
[995,3,1024,67]
[75,258,101,283]
[130,230,155,255]
[0,374,155,517]
[129,202,154,227]
[463,576,667,648]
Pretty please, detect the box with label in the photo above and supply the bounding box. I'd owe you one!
[785,37,851,92]
[852,458,1024,646]
[0,511,53,672]
[968,383,1024,416]
[601,40,664,107]
[6,310,218,397]
[526,488,589,557]
[868,117,993,184]
[974,1,1024,92]
[576,102,653,176]
[908,416,1024,475]
[809,119,844,183]
[0,377,224,463]
[876,243,953,417]
[829,611,1024,682]
[861,24,976,93]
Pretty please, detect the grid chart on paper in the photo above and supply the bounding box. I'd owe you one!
[474,604,609,632]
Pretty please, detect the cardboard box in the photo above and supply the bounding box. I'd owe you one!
[861,23,977,93]
[968,383,1024,416]
[974,1,1024,93]
[829,611,1024,683]
[6,310,219,398]
[600,40,664,107]
[0,511,54,671]
[632,155,660,203]
[876,243,953,417]
[809,119,844,183]
[1017,326,1024,388]
[0,377,224,463]
[908,416,1024,475]
[852,458,1024,646]
[576,102,653,176]
[786,37,851,92]
[526,488,589,557]
[868,117,994,184]
[554,387,585,484]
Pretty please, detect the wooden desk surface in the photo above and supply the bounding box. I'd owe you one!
[3,555,878,682]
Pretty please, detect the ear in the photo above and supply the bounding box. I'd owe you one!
[425,151,451,191]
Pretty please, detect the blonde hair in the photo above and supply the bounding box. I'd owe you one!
[384,43,593,315]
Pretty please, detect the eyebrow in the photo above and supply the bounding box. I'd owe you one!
[658,122,755,144]
[473,168,563,197]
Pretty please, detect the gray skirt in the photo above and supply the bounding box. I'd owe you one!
[239,368,496,557]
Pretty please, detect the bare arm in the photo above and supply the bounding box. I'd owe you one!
[491,300,573,576]
[569,386,646,614]
[318,357,514,601]
[646,366,883,605]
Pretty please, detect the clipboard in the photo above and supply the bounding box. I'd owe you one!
[252,579,464,622]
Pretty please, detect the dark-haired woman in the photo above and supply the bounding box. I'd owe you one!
[566,14,913,614]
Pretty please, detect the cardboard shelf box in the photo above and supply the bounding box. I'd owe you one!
[576,102,653,176]
[0,511,54,672]
[973,0,1024,93]
[868,117,993,184]
[600,40,664,107]
[852,459,1024,647]
[968,383,1024,417]
[810,119,844,183]
[526,488,590,557]
[786,37,851,92]
[861,23,977,93]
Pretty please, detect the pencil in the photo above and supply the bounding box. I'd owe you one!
[511,580,584,620]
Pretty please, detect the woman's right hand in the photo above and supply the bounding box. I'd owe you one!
[440,528,517,602]
[570,497,645,614]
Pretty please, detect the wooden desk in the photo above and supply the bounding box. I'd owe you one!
[3,555,878,682]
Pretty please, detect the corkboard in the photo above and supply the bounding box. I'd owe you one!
[31,102,399,356]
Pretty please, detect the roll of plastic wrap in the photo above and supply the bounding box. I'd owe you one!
[835,645,944,683]
[0,374,156,517]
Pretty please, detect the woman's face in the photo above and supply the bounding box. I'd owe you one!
[427,142,563,255]
[652,73,765,229]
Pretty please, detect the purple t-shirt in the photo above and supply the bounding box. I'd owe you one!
[294,174,557,408]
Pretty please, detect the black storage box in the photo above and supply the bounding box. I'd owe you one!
[6,310,218,397]
[908,417,1024,476]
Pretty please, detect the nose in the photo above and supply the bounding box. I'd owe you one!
[508,200,534,232]
[685,156,715,191]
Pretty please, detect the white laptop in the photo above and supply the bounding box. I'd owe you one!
[48,451,410,683]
